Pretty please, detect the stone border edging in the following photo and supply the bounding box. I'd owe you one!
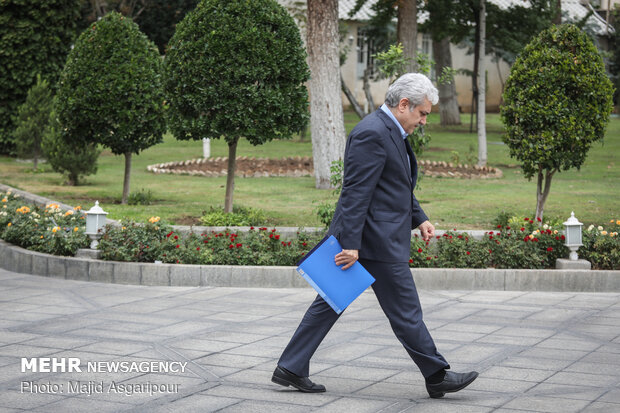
[2,240,618,292]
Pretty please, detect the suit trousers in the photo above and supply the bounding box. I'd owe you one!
[277,259,450,378]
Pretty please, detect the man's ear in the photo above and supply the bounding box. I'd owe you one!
[398,98,409,112]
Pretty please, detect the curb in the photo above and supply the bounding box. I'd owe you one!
[2,240,619,292]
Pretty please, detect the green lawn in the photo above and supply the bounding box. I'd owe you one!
[1,113,618,229]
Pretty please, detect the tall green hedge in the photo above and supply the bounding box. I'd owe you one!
[0,0,81,154]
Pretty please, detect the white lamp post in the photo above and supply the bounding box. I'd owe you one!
[556,211,590,270]
[563,211,583,261]
[85,201,108,249]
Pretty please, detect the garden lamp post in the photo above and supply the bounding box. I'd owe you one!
[85,201,108,249]
[563,211,583,261]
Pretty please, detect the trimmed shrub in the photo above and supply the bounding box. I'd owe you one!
[0,0,80,154]
[501,24,614,222]
[164,0,309,211]
[55,12,166,203]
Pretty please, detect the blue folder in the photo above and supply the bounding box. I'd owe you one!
[296,235,375,314]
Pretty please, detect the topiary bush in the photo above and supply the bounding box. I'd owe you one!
[55,11,166,203]
[501,24,614,223]
[164,0,310,212]
[0,0,81,155]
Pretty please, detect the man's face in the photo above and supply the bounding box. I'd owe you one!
[398,97,432,134]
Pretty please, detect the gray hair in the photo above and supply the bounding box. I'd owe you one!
[384,73,439,108]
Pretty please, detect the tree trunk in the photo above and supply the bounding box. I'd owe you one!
[397,0,417,72]
[470,3,480,134]
[476,0,487,167]
[33,146,39,170]
[224,138,239,213]
[433,38,461,126]
[535,168,555,224]
[363,67,376,112]
[341,73,366,119]
[308,0,346,189]
[121,151,132,204]
[553,0,561,25]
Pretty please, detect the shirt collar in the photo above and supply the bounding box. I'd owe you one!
[380,103,408,140]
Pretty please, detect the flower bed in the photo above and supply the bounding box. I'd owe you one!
[1,190,618,270]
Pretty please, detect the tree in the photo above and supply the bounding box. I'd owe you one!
[164,0,309,209]
[476,0,487,166]
[306,0,345,189]
[0,0,81,155]
[42,111,101,186]
[56,12,166,204]
[12,75,52,170]
[501,24,614,223]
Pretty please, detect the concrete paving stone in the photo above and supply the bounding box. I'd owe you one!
[600,388,620,404]
[481,366,555,382]
[535,334,602,352]
[499,356,575,371]
[217,399,314,413]
[517,347,590,361]
[544,371,618,387]
[0,390,65,410]
[222,368,273,386]
[461,290,527,303]
[435,322,504,335]
[0,344,58,358]
[493,326,556,339]
[502,394,591,412]
[148,321,213,337]
[528,383,607,401]
[354,381,420,399]
[21,336,95,350]
[196,330,270,344]
[583,401,620,412]
[73,341,151,356]
[526,308,589,323]
[431,330,489,343]
[168,338,240,354]
[400,402,493,413]
[150,394,240,412]
[170,264,200,287]
[470,377,538,394]
[564,360,620,376]
[44,256,67,279]
[312,397,397,413]
[31,396,131,413]
[205,384,338,406]
[441,344,506,365]
[223,343,284,359]
[318,365,400,381]
[194,353,272,370]
[476,335,545,347]
[426,304,484,321]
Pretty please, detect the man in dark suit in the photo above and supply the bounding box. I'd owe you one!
[272,73,478,398]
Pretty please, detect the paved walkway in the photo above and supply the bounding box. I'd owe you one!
[0,268,619,413]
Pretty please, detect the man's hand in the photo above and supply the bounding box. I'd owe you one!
[335,249,359,270]
[418,220,435,242]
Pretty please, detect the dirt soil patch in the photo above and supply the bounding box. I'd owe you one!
[147,156,502,179]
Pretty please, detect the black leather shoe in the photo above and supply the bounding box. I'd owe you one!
[271,366,326,393]
[426,371,479,398]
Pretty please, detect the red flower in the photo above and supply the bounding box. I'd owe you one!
[229,244,234,249]
[561,235,566,240]
[547,247,553,252]
[275,235,280,240]
[497,225,502,229]
[250,226,255,230]
[409,259,413,263]
[489,231,494,235]
[301,252,305,256]
[532,238,539,242]
[166,231,173,238]
[489,249,492,254]
[236,243,242,248]
[196,247,200,251]
[176,244,180,248]
[417,248,423,253]
[281,241,286,246]
[466,251,471,255]
[555,236,560,240]
[520,227,525,232]
[204,240,208,243]
[506,226,511,230]
[288,241,292,246]
[269,233,273,238]
[489,236,493,240]
[302,242,307,247]
[458,235,463,239]
[426,256,431,260]
[174,235,179,240]
[271,228,276,232]
[524,237,529,242]
[537,217,542,222]
[524,217,530,221]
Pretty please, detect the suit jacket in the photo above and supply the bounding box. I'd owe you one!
[328,109,428,262]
